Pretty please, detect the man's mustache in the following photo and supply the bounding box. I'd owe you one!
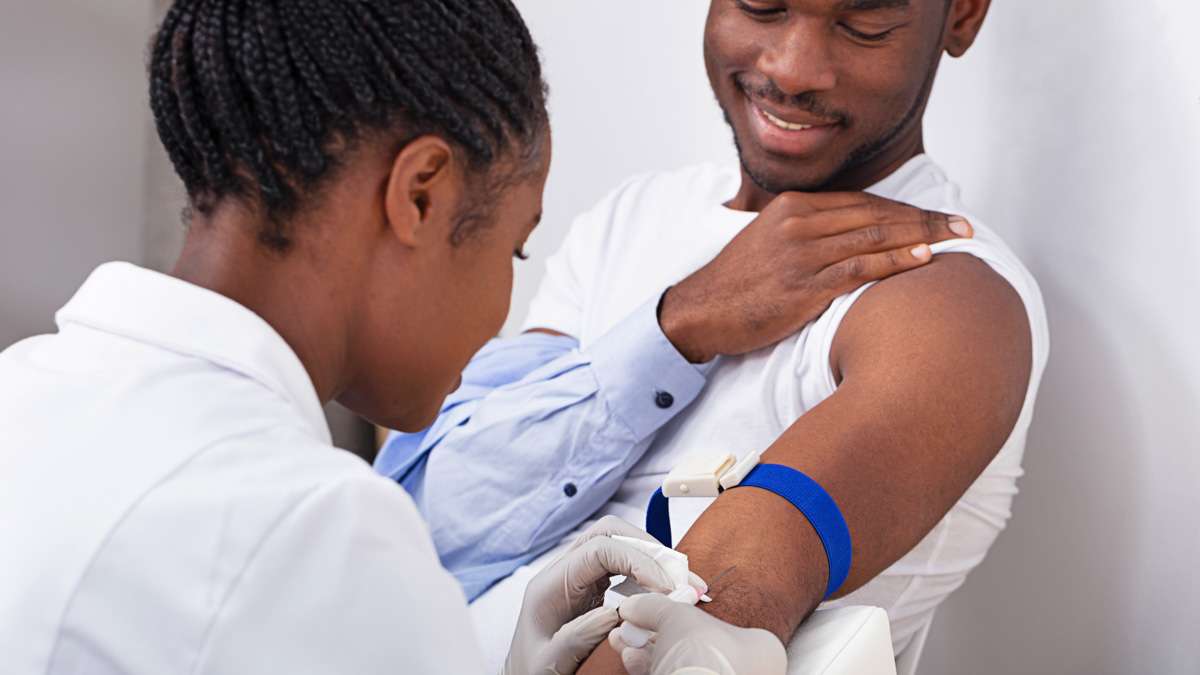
[733,73,851,126]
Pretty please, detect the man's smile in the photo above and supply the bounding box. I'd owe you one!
[745,97,841,156]
[760,107,814,131]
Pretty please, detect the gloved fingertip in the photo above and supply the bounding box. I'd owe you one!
[547,607,623,674]
[571,606,619,642]
[608,626,629,652]
[620,647,654,675]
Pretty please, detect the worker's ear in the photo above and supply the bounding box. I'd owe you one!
[384,136,461,248]
[943,0,991,58]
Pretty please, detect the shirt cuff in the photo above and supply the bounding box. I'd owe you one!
[585,294,710,440]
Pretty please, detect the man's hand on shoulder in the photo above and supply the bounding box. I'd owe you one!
[658,191,975,363]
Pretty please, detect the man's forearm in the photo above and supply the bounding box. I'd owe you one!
[674,488,828,642]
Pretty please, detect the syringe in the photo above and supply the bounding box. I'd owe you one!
[617,565,736,649]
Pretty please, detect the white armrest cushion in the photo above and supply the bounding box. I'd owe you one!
[786,606,896,675]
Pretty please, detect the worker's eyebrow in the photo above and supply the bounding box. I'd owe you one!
[834,0,910,11]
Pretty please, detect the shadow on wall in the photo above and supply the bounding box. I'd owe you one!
[925,265,1200,673]
[920,0,1200,670]
[921,278,1142,674]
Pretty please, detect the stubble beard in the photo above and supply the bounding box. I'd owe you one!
[725,47,942,195]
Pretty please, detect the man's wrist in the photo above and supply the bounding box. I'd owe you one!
[657,286,715,364]
[585,295,710,440]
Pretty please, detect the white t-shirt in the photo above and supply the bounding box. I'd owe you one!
[522,156,1051,653]
[0,263,484,675]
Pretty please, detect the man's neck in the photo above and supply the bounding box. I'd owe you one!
[729,129,926,213]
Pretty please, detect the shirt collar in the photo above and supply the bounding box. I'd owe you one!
[864,153,943,202]
[56,262,332,445]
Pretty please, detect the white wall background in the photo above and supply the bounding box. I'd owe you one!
[0,1,155,349]
[2,0,1196,672]
[916,2,1200,672]
[502,1,738,337]
[512,0,1200,672]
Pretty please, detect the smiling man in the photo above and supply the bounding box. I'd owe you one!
[720,0,944,197]
[375,0,1049,671]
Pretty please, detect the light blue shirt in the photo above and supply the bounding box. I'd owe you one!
[374,296,710,600]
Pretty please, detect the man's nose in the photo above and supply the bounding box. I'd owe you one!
[756,19,838,96]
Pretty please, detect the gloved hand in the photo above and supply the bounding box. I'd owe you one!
[608,592,788,675]
[502,516,679,675]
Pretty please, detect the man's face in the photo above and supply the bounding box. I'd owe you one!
[705,0,952,194]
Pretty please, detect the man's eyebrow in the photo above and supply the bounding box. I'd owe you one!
[834,0,910,11]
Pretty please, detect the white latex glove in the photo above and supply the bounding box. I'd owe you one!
[501,516,679,675]
[608,592,788,675]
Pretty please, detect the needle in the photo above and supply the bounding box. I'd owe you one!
[706,564,736,589]
[620,565,742,648]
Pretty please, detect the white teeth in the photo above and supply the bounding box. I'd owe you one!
[761,107,812,131]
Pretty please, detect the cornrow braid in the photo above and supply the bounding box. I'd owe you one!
[150,0,548,250]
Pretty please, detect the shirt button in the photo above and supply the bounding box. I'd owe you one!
[564,483,578,497]
[655,390,675,409]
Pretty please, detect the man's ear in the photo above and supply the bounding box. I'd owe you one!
[943,0,991,58]
[384,135,460,248]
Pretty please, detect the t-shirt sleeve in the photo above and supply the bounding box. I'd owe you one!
[523,177,643,337]
[192,474,484,675]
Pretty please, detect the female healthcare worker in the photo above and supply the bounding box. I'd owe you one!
[0,0,787,673]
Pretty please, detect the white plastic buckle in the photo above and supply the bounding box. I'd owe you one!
[661,451,760,498]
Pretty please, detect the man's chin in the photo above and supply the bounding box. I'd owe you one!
[740,154,839,195]
[726,114,843,194]
[731,137,841,196]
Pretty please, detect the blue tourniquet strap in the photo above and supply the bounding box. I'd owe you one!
[644,464,852,598]
[733,465,852,598]
[646,487,672,547]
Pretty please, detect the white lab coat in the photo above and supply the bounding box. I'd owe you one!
[0,262,486,674]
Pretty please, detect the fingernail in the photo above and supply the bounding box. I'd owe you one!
[911,244,931,260]
[949,216,972,238]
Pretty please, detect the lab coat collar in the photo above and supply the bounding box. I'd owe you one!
[56,262,333,445]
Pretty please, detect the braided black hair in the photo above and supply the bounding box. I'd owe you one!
[150,0,548,250]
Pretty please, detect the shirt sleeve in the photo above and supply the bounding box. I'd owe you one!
[192,475,485,675]
[374,295,710,600]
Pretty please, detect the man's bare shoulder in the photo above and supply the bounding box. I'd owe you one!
[830,251,1033,442]
[833,252,1030,372]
